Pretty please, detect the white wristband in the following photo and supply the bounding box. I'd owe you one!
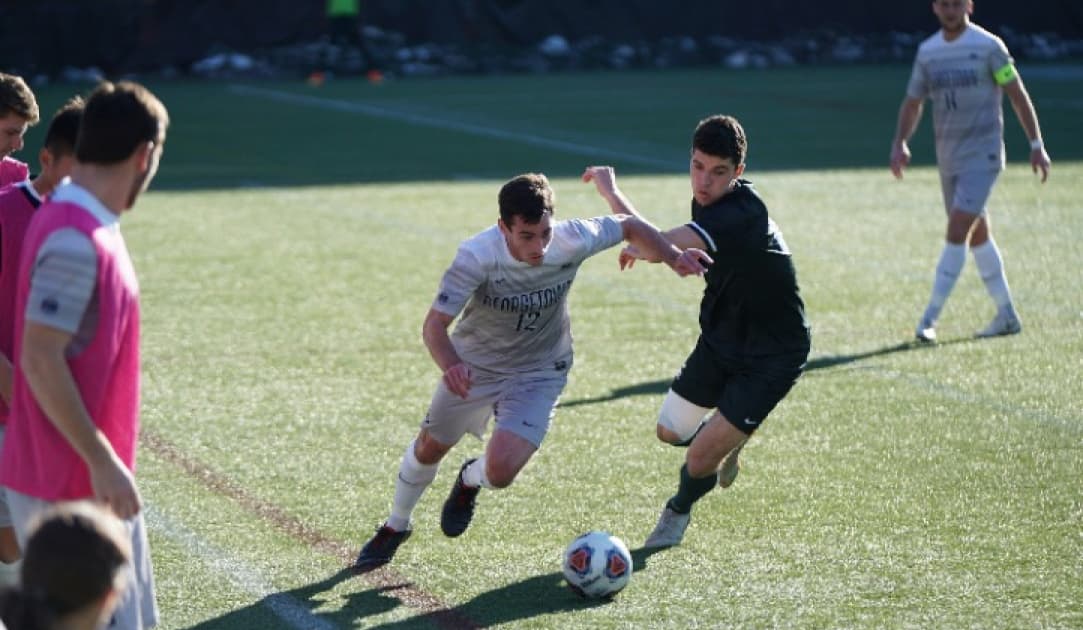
[1030,138,1044,151]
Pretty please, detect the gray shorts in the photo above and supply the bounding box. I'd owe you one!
[5,490,160,629]
[940,169,1000,216]
[421,367,569,449]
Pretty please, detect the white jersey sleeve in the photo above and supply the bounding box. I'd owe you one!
[555,216,624,261]
[433,245,486,318]
[25,228,98,341]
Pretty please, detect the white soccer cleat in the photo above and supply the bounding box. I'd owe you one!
[976,312,1022,338]
[643,506,691,549]
[915,319,937,343]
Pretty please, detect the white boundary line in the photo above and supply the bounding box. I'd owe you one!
[146,506,338,630]
[228,84,681,170]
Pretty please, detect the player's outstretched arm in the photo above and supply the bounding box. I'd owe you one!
[618,215,710,277]
[582,165,645,220]
[422,308,472,398]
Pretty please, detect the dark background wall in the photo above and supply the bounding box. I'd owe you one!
[364,0,1083,44]
[2,0,1081,76]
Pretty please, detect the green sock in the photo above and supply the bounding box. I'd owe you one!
[667,463,718,514]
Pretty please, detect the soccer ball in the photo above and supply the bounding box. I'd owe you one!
[562,530,633,599]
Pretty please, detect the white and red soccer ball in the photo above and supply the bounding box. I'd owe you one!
[562,530,633,598]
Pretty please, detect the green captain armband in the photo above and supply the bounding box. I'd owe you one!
[994,63,1017,85]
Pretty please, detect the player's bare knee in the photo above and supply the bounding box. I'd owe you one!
[946,212,978,243]
[656,424,680,444]
[414,431,452,465]
[485,465,517,489]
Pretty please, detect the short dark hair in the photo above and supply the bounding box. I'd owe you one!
[498,173,554,226]
[42,96,85,157]
[76,81,169,165]
[0,72,40,125]
[0,504,130,629]
[692,115,747,166]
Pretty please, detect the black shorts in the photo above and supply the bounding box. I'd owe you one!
[670,337,807,435]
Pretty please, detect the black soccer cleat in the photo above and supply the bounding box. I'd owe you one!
[440,458,481,537]
[351,524,412,574]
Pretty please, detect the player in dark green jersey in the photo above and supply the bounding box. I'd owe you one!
[586,115,811,548]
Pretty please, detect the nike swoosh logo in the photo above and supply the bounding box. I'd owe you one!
[742,417,755,425]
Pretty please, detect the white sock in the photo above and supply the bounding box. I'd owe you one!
[922,242,967,325]
[971,239,1016,316]
[387,440,439,531]
[460,456,492,489]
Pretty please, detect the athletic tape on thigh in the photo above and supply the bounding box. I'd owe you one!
[657,391,710,441]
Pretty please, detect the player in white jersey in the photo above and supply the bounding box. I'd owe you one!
[352,171,710,573]
[890,0,1050,342]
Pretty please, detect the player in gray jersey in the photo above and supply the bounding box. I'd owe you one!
[890,0,1050,342]
[352,171,710,573]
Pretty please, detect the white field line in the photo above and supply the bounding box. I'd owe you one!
[228,84,681,170]
[145,506,338,630]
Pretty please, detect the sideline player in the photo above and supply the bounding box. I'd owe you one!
[0,502,131,630]
[593,115,810,548]
[0,81,168,629]
[0,73,40,186]
[352,171,710,572]
[890,0,1050,342]
[0,96,84,565]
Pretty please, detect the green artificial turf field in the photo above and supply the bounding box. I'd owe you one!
[18,64,1083,629]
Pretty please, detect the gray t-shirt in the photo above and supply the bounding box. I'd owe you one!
[906,23,1014,175]
[433,216,623,375]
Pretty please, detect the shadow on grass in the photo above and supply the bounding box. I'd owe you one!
[803,337,976,373]
[184,568,413,630]
[182,557,651,630]
[365,546,668,629]
[560,338,974,408]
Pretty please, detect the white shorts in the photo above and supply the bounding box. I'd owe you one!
[5,490,159,629]
[420,367,569,449]
[940,169,1000,216]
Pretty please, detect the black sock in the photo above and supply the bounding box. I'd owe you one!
[667,463,718,514]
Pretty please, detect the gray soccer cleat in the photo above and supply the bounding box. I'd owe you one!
[643,506,691,549]
[718,442,745,489]
[976,312,1022,338]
